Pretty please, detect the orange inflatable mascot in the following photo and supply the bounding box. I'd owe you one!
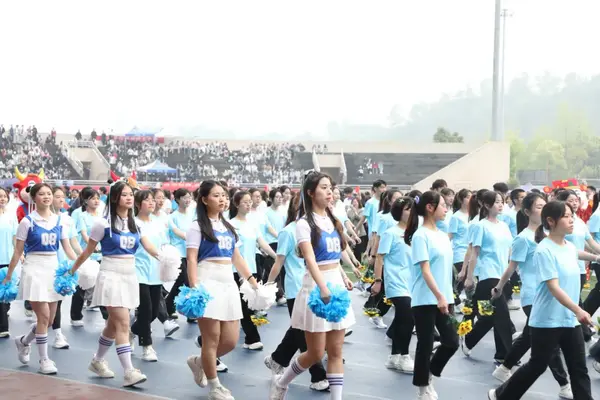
[109,170,139,189]
[13,167,45,222]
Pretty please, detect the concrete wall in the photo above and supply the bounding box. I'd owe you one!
[70,147,110,181]
[412,141,510,191]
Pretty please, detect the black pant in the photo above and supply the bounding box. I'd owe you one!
[453,262,464,305]
[353,235,368,261]
[70,286,87,321]
[234,273,261,345]
[271,298,327,383]
[412,305,459,386]
[464,278,513,360]
[53,300,62,330]
[579,274,594,341]
[495,326,592,400]
[503,305,569,387]
[364,279,392,317]
[255,254,265,284]
[584,263,600,316]
[157,286,169,324]
[389,297,413,355]
[0,266,9,332]
[131,284,162,346]
[166,258,188,316]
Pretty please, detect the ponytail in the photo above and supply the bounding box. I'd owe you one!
[534,224,546,243]
[404,205,420,246]
[404,191,441,245]
[518,192,546,234]
[478,190,497,221]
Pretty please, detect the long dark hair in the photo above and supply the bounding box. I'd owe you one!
[391,197,414,222]
[105,181,138,234]
[535,201,573,243]
[195,180,237,243]
[300,171,346,251]
[479,190,501,220]
[379,189,402,214]
[405,191,441,245]
[516,192,545,234]
[285,192,304,225]
[229,191,249,219]
[453,188,471,213]
[468,189,487,221]
[593,192,600,214]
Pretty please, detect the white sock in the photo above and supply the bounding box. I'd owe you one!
[116,344,133,371]
[22,323,37,345]
[207,377,220,390]
[278,358,307,387]
[35,334,49,361]
[53,328,62,336]
[418,386,429,395]
[327,373,343,400]
[95,335,114,361]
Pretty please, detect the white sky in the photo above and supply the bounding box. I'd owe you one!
[1,0,599,137]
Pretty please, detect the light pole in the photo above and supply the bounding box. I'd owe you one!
[491,0,502,141]
[499,8,513,139]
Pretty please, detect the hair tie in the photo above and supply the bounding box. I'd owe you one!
[414,195,420,205]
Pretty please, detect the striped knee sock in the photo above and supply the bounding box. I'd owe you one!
[278,357,307,387]
[94,335,115,361]
[35,334,49,361]
[327,373,343,399]
[116,344,133,371]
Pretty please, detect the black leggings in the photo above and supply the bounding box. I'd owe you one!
[234,273,261,345]
[131,284,162,346]
[388,297,413,355]
[165,258,188,316]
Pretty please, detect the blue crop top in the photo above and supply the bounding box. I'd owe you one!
[90,218,141,257]
[24,215,62,254]
[296,215,342,265]
[186,219,239,262]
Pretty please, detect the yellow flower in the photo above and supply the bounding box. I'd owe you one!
[383,297,393,306]
[361,276,375,284]
[457,320,473,336]
[250,315,270,327]
[363,308,380,317]
[512,286,521,293]
[584,283,591,289]
[477,300,494,316]
[461,306,473,316]
[358,264,367,271]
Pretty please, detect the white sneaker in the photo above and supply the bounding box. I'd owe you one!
[369,316,388,329]
[208,385,235,400]
[71,319,84,327]
[0,331,9,338]
[428,384,439,400]
[24,310,34,318]
[38,359,57,375]
[586,337,598,356]
[559,383,573,399]
[385,354,400,369]
[123,368,147,387]
[187,355,208,387]
[492,365,511,383]
[163,320,179,337]
[344,328,353,337]
[276,297,287,306]
[432,341,441,352]
[309,379,329,391]
[142,346,158,362]
[268,375,288,400]
[460,337,471,357]
[264,355,284,375]
[15,336,31,364]
[507,299,520,310]
[396,354,414,373]
[488,388,497,399]
[416,388,435,400]
[243,342,264,350]
[89,357,115,378]
[53,332,69,349]
[512,331,522,341]
[593,360,600,373]
[216,358,228,373]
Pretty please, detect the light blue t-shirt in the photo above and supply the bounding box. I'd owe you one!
[436,209,453,233]
[470,219,512,281]
[499,208,518,238]
[249,210,272,255]
[588,212,600,243]
[529,239,580,328]
[0,213,18,265]
[265,207,286,244]
[378,226,412,298]
[565,216,592,274]
[135,216,167,285]
[374,212,396,236]
[467,215,481,244]
[229,217,261,274]
[364,198,380,236]
[410,227,454,307]
[277,222,305,299]
[510,228,537,307]
[57,213,78,264]
[76,211,101,250]
[448,210,469,264]
[169,209,194,258]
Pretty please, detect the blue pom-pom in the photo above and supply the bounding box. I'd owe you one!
[174,285,213,319]
[307,283,351,323]
[0,268,18,303]
[54,262,78,296]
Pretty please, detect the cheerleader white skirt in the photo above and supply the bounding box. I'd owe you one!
[91,257,139,310]
[291,268,355,333]
[197,261,243,321]
[18,254,63,303]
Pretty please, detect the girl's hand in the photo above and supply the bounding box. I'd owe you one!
[344,279,353,291]
[437,297,449,315]
[490,287,502,300]
[465,277,475,290]
[352,267,362,279]
[320,286,331,304]
[353,236,361,244]
[371,281,382,295]
[576,308,593,326]
[19,255,25,263]
[1,275,11,285]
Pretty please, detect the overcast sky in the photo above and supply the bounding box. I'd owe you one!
[1,0,598,137]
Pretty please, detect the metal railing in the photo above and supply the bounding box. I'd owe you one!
[59,144,84,177]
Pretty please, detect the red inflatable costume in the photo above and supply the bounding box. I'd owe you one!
[13,167,45,222]
[109,170,139,189]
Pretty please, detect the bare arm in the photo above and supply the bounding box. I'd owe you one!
[578,250,600,263]
[420,260,448,314]
[546,278,591,324]
[492,260,518,296]
[267,255,286,283]
[258,237,277,259]
[60,238,78,260]
[187,248,199,287]
[140,236,160,259]
[585,237,600,255]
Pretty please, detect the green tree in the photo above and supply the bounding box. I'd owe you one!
[526,135,567,180]
[433,127,464,143]
[507,130,525,180]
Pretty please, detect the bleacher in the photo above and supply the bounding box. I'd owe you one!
[344,152,466,185]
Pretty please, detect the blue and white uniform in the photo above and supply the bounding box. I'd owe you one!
[16,211,70,302]
[291,213,356,332]
[186,218,242,321]
[89,217,145,309]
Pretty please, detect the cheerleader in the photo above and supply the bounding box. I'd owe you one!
[165,188,194,321]
[185,180,259,400]
[71,188,103,326]
[264,193,329,392]
[488,201,593,400]
[0,187,17,338]
[461,190,514,363]
[269,171,355,400]
[228,190,277,350]
[51,186,83,350]
[2,183,76,374]
[404,191,458,400]
[69,181,160,387]
[372,197,415,373]
[448,189,471,306]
